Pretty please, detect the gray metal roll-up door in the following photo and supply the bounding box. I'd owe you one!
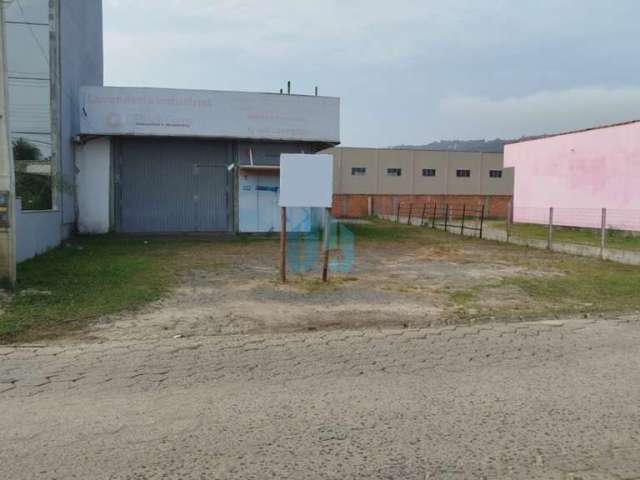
[116,138,231,233]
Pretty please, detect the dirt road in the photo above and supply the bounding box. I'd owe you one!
[2,316,640,479]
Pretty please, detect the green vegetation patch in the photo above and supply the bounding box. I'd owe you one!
[0,235,232,343]
[488,220,640,251]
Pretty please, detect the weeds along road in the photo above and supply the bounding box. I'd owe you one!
[2,317,640,479]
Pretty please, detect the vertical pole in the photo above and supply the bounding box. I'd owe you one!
[461,204,466,235]
[367,196,373,217]
[479,204,485,239]
[280,207,287,283]
[506,201,513,242]
[600,207,607,260]
[547,207,554,250]
[444,204,449,232]
[322,208,330,283]
[420,203,427,226]
[407,203,413,225]
[0,8,16,287]
[396,202,401,223]
[432,202,437,229]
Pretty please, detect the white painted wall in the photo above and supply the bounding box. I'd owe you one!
[76,138,111,234]
[15,199,62,262]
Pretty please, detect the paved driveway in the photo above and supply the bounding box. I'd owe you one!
[2,317,640,479]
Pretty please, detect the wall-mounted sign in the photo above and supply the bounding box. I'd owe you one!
[79,86,340,144]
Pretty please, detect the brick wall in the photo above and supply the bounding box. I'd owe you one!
[332,194,512,219]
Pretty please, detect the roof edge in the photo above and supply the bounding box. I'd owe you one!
[506,119,640,146]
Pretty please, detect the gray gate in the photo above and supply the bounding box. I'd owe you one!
[117,138,230,233]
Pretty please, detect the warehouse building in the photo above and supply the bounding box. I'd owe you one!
[326,147,513,218]
[76,86,340,235]
[1,0,341,282]
[504,120,640,230]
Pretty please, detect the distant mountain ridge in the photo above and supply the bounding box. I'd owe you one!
[393,137,543,153]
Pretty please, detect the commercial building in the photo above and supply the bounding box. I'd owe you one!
[0,0,340,283]
[504,120,640,230]
[76,86,339,235]
[326,147,513,218]
[0,0,102,276]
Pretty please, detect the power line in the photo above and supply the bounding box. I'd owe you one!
[14,0,48,62]
[10,0,101,135]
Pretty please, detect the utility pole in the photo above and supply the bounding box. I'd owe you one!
[0,6,17,287]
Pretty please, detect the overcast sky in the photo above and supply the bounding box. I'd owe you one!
[103,0,640,147]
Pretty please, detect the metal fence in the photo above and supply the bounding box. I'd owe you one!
[391,202,640,264]
[395,201,486,238]
[502,206,640,256]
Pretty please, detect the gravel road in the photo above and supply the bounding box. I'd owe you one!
[2,317,640,479]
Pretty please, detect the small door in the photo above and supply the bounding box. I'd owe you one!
[257,175,280,232]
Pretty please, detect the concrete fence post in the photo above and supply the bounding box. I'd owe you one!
[506,201,513,242]
[368,196,373,217]
[600,208,607,260]
[547,207,554,250]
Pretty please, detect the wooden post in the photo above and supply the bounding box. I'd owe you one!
[420,203,427,226]
[396,202,401,223]
[460,204,466,235]
[322,208,331,283]
[367,196,373,217]
[547,207,554,250]
[280,207,287,283]
[506,201,513,242]
[600,207,607,260]
[407,203,413,225]
[479,204,485,239]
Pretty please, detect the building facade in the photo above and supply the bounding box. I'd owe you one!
[504,120,640,231]
[75,86,340,235]
[326,147,513,218]
[2,0,103,264]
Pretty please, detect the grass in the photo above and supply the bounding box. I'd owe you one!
[487,220,640,251]
[508,256,640,316]
[346,218,460,244]
[0,235,238,343]
[351,219,640,319]
[3,218,640,343]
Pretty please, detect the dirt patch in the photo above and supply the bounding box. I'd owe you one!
[86,233,561,342]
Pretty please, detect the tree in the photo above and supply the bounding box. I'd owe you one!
[12,137,43,161]
[12,138,52,210]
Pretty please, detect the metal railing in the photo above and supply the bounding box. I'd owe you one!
[395,201,486,238]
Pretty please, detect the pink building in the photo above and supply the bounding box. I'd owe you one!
[504,120,640,231]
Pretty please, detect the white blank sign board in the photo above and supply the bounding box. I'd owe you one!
[279,154,334,208]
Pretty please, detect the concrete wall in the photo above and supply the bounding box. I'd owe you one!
[504,121,640,230]
[76,137,110,233]
[15,199,62,262]
[413,150,448,195]
[326,147,513,196]
[57,0,103,228]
